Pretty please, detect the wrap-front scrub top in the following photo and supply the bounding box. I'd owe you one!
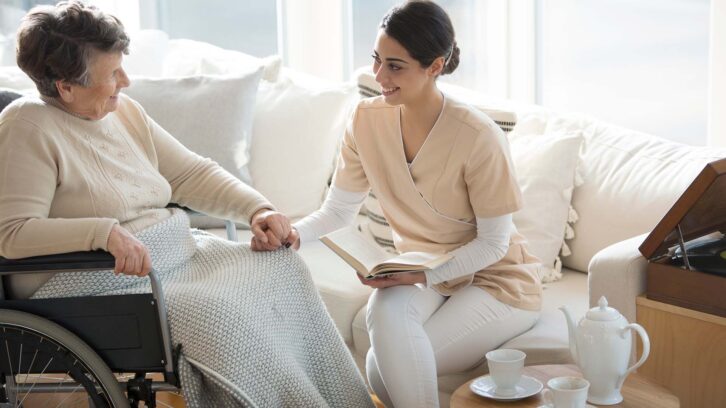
[332,96,542,311]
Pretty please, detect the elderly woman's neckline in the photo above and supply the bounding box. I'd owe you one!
[41,96,98,121]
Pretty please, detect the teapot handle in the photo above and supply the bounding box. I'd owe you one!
[617,323,650,390]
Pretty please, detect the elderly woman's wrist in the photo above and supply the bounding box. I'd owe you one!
[95,219,120,250]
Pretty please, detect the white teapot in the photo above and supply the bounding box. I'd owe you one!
[560,296,650,405]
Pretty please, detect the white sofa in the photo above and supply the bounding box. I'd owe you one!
[3,33,725,407]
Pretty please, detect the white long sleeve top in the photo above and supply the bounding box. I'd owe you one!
[293,186,511,287]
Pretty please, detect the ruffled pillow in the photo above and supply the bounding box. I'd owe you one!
[509,132,584,282]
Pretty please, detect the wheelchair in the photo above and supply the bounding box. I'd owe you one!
[0,217,239,408]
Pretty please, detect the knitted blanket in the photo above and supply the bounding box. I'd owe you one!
[32,211,373,408]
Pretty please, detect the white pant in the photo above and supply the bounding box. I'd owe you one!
[365,285,539,408]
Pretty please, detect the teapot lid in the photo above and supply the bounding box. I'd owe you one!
[586,296,621,321]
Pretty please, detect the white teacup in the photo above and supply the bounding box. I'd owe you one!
[543,376,590,408]
[485,349,525,397]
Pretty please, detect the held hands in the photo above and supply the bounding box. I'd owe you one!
[107,224,152,277]
[356,271,427,289]
[249,208,299,251]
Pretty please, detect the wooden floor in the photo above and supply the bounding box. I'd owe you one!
[17,387,381,407]
[18,393,183,408]
[152,392,384,408]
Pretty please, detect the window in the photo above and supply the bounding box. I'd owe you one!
[151,0,277,57]
[0,1,52,65]
[351,0,494,93]
[0,0,142,65]
[538,0,710,145]
[0,0,715,146]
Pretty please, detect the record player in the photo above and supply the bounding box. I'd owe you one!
[639,158,726,317]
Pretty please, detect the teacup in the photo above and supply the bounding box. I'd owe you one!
[543,376,590,408]
[485,349,525,396]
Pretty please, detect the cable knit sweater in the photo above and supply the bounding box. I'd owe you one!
[0,94,273,297]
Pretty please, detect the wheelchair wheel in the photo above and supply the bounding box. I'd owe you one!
[0,309,130,408]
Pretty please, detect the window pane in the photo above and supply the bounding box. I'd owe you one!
[155,0,277,57]
[540,0,710,145]
[352,0,398,72]
[437,0,489,92]
[352,0,490,91]
[1,0,57,66]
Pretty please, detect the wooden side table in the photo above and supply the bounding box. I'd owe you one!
[636,295,726,408]
[450,364,679,408]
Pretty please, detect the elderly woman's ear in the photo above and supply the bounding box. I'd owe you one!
[55,80,76,103]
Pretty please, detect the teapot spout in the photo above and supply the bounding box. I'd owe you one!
[560,306,579,366]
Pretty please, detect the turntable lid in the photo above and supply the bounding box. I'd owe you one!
[639,158,726,259]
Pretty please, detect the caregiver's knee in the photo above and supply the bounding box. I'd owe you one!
[366,286,422,330]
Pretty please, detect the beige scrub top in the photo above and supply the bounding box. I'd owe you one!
[332,96,542,311]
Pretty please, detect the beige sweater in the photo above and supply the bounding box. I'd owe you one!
[0,94,272,294]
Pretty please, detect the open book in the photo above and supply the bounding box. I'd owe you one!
[320,226,453,279]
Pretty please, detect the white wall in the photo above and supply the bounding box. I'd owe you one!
[708,0,726,147]
[278,0,351,82]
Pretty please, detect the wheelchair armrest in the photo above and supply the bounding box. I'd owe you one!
[166,203,239,242]
[0,251,176,380]
[0,251,115,274]
[166,202,203,216]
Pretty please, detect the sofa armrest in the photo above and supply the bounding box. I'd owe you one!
[588,233,650,324]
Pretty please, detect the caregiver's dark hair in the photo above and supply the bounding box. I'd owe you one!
[380,0,459,75]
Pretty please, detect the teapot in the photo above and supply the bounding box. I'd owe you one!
[560,296,650,405]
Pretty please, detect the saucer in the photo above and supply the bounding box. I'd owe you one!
[470,375,543,401]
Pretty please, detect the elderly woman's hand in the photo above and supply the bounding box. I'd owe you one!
[107,224,152,277]
[250,209,296,251]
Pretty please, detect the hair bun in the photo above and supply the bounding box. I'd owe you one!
[442,41,460,75]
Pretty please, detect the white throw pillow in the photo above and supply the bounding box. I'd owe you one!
[249,77,358,220]
[124,68,264,185]
[162,39,281,82]
[547,114,726,272]
[509,132,584,282]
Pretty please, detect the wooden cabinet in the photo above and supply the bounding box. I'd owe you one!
[636,295,726,408]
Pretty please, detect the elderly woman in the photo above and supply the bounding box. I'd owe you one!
[0,1,373,407]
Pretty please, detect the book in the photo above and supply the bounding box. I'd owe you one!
[320,226,453,279]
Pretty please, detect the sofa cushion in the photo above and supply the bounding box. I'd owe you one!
[510,132,583,281]
[162,38,282,82]
[124,69,264,185]
[249,76,358,220]
[547,115,726,272]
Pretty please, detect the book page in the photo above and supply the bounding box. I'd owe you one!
[320,226,393,274]
[373,252,453,274]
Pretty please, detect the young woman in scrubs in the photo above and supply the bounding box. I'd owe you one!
[256,2,543,407]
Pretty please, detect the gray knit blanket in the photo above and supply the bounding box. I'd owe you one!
[32,211,374,408]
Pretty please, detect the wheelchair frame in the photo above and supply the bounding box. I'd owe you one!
[0,252,178,407]
[0,218,239,407]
